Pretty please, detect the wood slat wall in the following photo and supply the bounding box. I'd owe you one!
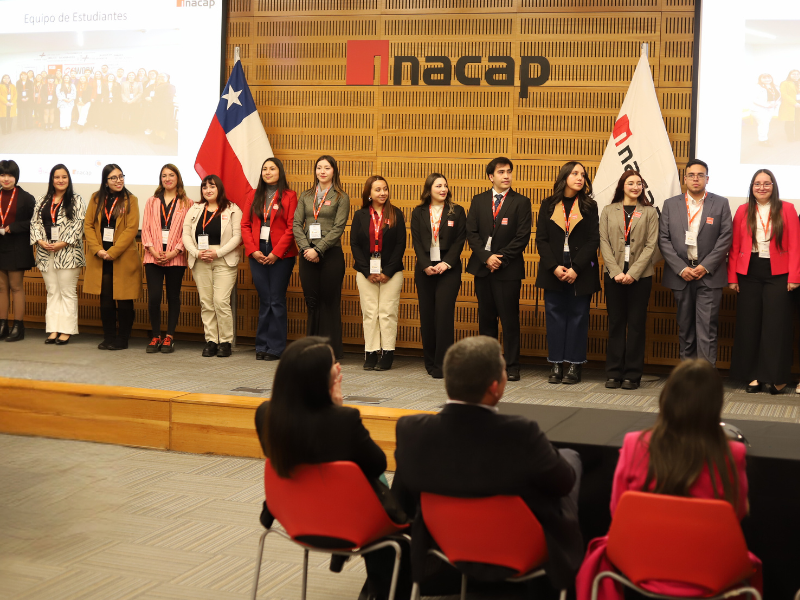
[22,0,743,368]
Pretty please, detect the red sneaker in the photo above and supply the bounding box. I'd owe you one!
[146,336,162,354]
[160,335,175,354]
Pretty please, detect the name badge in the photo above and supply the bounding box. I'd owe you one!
[447,220,454,227]
[564,237,570,253]
[22,91,26,97]
[430,247,441,262]
[369,257,381,274]
[484,236,492,252]
[129,93,133,99]
[102,227,115,242]
[197,234,209,250]
[309,223,322,239]
[624,245,631,263]
[685,231,697,246]
[108,91,113,98]
[48,95,53,101]
[50,226,60,242]
[161,229,170,245]
[758,241,770,258]
[260,225,270,240]
[706,217,714,225]
[5,94,9,101]
[501,218,508,225]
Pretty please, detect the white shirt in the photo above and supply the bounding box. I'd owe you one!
[755,203,771,257]
[687,198,703,261]
[430,204,443,249]
[445,399,499,413]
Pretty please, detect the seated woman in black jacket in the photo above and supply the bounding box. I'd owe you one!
[255,336,408,599]
[350,176,406,371]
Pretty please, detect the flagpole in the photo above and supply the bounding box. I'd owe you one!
[230,45,240,350]
[641,42,649,58]
[234,46,240,64]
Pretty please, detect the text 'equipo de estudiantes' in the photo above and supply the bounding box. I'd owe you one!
[24,12,127,25]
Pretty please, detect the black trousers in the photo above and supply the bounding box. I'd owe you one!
[475,275,522,369]
[415,265,461,373]
[730,254,793,385]
[298,245,345,358]
[144,263,185,337]
[604,274,652,381]
[100,263,134,343]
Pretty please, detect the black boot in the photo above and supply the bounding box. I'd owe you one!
[548,362,563,384]
[108,304,134,350]
[374,350,394,371]
[5,320,24,342]
[216,342,232,357]
[202,341,218,357]
[363,351,379,370]
[562,363,582,385]
[99,305,117,349]
[0,319,7,339]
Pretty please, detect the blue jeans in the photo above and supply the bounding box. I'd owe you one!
[544,287,591,364]
[249,240,295,355]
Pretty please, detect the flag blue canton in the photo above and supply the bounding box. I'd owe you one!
[215,61,258,134]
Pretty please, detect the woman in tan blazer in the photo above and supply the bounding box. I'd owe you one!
[182,174,242,358]
[599,169,660,390]
[84,164,142,350]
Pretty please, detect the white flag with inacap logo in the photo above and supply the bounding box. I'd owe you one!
[593,46,681,212]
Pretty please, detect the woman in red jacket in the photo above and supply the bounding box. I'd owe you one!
[728,169,800,394]
[241,157,298,360]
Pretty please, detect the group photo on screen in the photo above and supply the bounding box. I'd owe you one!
[0,31,179,155]
[741,20,800,166]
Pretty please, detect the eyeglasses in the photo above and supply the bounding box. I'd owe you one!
[753,183,773,189]
[107,175,125,183]
[685,173,707,180]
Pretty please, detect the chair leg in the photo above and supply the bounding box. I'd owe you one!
[387,541,402,600]
[251,530,268,600]
[301,548,309,600]
[558,589,567,600]
[410,582,420,600]
[460,573,467,600]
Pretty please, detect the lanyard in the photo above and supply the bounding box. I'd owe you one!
[685,191,707,227]
[264,191,277,224]
[201,205,219,233]
[104,196,119,223]
[312,186,330,222]
[429,204,443,242]
[369,206,383,252]
[491,189,508,220]
[161,197,177,229]
[0,188,17,228]
[50,195,63,225]
[757,206,771,239]
[561,200,578,236]
[623,207,637,243]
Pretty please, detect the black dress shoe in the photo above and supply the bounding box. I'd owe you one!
[363,351,379,370]
[431,367,444,379]
[202,341,218,357]
[548,363,563,384]
[621,379,639,390]
[55,335,70,345]
[507,368,520,382]
[767,383,786,395]
[605,378,621,389]
[107,338,128,350]
[256,351,267,360]
[562,363,582,384]
[0,319,7,339]
[374,350,394,371]
[745,382,761,393]
[45,334,58,344]
[98,339,112,350]
[217,342,232,357]
[264,353,279,361]
[5,320,24,342]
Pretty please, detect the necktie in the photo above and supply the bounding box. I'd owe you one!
[493,193,502,214]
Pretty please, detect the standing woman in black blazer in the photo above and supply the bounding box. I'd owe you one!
[292,155,350,359]
[411,173,467,378]
[351,176,406,371]
[535,161,601,384]
[0,160,36,341]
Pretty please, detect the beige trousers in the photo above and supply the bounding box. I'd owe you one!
[192,251,238,343]
[41,257,80,335]
[356,271,403,352]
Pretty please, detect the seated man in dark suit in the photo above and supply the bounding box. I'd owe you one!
[392,335,583,594]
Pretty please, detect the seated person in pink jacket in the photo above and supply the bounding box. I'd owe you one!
[576,359,761,600]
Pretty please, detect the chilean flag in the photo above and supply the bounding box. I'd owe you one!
[195,60,273,208]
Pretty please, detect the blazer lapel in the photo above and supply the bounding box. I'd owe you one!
[493,191,514,230]
[626,204,644,238]
[697,195,712,236]
[677,194,689,231]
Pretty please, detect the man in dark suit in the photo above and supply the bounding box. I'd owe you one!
[466,157,532,381]
[392,336,583,593]
[659,159,733,366]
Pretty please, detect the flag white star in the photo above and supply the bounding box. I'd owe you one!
[221,85,243,109]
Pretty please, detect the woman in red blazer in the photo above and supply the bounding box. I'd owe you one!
[728,169,800,394]
[241,157,298,360]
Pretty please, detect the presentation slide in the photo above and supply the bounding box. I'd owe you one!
[695,0,800,207]
[0,0,223,200]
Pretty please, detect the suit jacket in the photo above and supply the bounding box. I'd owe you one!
[182,202,243,269]
[727,201,800,284]
[392,403,582,588]
[30,195,86,272]
[535,196,601,296]
[350,206,406,278]
[292,188,350,255]
[410,203,467,272]
[599,202,660,281]
[140,195,190,267]
[241,189,299,260]
[658,192,733,290]
[0,186,36,271]
[466,189,532,280]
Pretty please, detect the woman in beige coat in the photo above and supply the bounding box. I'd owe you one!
[599,169,660,390]
[84,164,142,350]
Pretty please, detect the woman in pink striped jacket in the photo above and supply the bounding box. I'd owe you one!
[141,164,192,353]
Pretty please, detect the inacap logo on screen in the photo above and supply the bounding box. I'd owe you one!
[176,0,215,7]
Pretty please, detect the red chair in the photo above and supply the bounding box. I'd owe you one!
[412,493,566,600]
[252,460,409,600]
[592,491,761,600]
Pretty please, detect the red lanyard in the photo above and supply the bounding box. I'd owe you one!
[264,192,278,224]
[429,204,442,242]
[104,196,119,223]
[201,205,219,232]
[50,196,63,225]
[313,186,330,222]
[624,210,635,243]
[757,206,771,239]
[685,191,706,227]
[492,190,508,219]
[161,197,177,228]
[0,188,17,227]
[561,200,578,236]
[369,206,383,252]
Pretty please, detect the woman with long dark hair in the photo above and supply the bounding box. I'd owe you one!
[351,175,406,371]
[30,165,86,344]
[292,155,350,359]
[141,164,191,354]
[729,169,800,394]
[576,359,760,600]
[535,161,601,384]
[599,169,660,390]
[779,69,800,142]
[84,164,142,350]
[241,157,298,361]
[411,173,467,378]
[182,174,243,357]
